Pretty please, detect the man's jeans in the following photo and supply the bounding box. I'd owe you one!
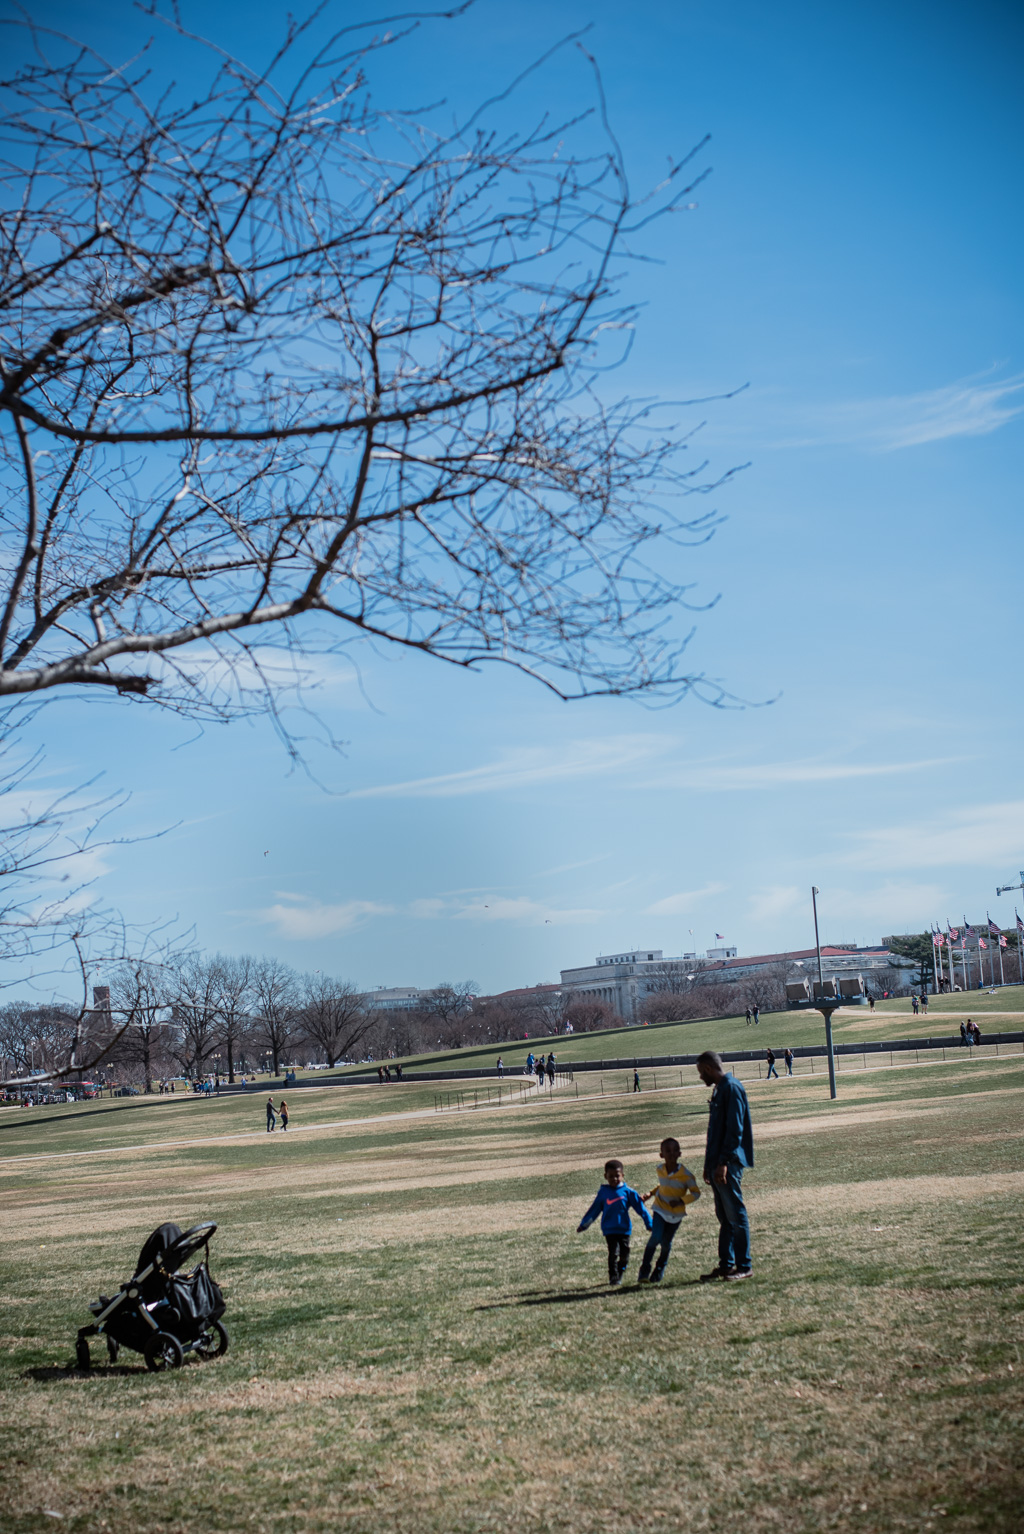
[638,1211,680,1279]
[712,1164,751,1271]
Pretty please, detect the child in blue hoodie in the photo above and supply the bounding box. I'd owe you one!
[577,1159,653,1286]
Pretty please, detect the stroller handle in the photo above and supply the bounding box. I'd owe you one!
[162,1222,218,1272]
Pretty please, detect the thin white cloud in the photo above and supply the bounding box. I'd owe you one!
[785,371,1024,452]
[646,757,959,792]
[844,800,1024,872]
[645,882,728,916]
[454,896,603,926]
[809,882,951,929]
[748,885,804,924]
[259,897,394,939]
[347,738,663,800]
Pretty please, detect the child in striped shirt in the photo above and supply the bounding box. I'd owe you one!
[638,1138,701,1284]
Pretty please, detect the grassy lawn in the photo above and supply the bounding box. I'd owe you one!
[1,1056,1022,1533]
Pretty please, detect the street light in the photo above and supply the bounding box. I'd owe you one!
[782,886,869,1101]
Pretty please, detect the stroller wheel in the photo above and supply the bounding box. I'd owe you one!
[144,1331,184,1373]
[106,1336,120,1364]
[195,1320,229,1361]
[75,1337,91,1372]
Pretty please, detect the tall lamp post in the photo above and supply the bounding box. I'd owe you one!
[784,886,868,1101]
[811,886,839,1101]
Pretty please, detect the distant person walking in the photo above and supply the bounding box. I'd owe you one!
[868,993,875,1011]
[752,1005,760,1026]
[960,1021,968,1046]
[633,1068,641,1093]
[496,1056,504,1078]
[696,1050,754,1282]
[279,1098,289,1130]
[965,1018,975,1050]
[784,1048,794,1076]
[911,995,919,1015]
[745,1007,752,1027]
[536,1058,546,1086]
[765,1048,778,1080]
[547,1052,556,1082]
[920,992,928,1015]
[266,1096,276,1132]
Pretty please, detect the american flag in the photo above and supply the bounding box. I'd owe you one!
[988,916,1001,938]
[999,935,1008,948]
[715,933,725,940]
[963,919,977,938]
[948,923,959,941]
[1017,911,1023,935]
[979,937,988,949]
[935,932,945,947]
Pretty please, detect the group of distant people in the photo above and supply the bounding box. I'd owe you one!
[960,1019,982,1047]
[376,1063,403,1083]
[517,1051,556,1085]
[577,1050,754,1285]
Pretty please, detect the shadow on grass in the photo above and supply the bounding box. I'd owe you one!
[24,1363,148,1381]
[476,1279,701,1310]
[1,1098,208,1135]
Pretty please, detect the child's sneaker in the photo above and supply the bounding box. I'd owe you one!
[724,1266,752,1281]
[699,1266,728,1283]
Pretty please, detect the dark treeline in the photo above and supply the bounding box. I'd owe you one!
[0,944,924,1090]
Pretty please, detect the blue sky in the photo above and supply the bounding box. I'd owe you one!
[24,0,1024,994]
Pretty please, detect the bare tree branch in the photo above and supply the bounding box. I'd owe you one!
[0,6,740,728]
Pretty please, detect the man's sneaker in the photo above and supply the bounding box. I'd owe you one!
[699,1266,728,1283]
[609,1275,622,1286]
[636,1272,650,1284]
[724,1267,753,1281]
[649,1271,664,1284]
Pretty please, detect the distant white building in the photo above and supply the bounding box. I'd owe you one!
[360,987,426,1012]
[560,944,899,1023]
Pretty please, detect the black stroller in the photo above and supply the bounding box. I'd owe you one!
[76,1222,229,1373]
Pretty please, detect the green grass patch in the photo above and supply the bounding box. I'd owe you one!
[0,1055,1021,1532]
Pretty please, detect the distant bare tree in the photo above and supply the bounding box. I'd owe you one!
[423,982,480,1047]
[299,973,369,1067]
[167,951,222,1079]
[0,998,77,1078]
[0,8,734,737]
[249,957,299,1076]
[739,961,789,1014]
[562,997,621,1033]
[211,953,253,1083]
[108,959,176,1092]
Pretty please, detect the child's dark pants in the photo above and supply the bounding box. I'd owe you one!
[604,1233,630,1282]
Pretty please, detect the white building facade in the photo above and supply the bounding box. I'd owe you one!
[560,944,899,1023]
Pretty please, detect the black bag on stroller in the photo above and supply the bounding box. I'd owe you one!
[76,1221,229,1373]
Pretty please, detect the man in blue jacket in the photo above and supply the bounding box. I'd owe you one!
[696,1050,754,1282]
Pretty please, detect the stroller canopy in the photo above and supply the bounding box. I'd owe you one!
[135,1222,218,1279]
